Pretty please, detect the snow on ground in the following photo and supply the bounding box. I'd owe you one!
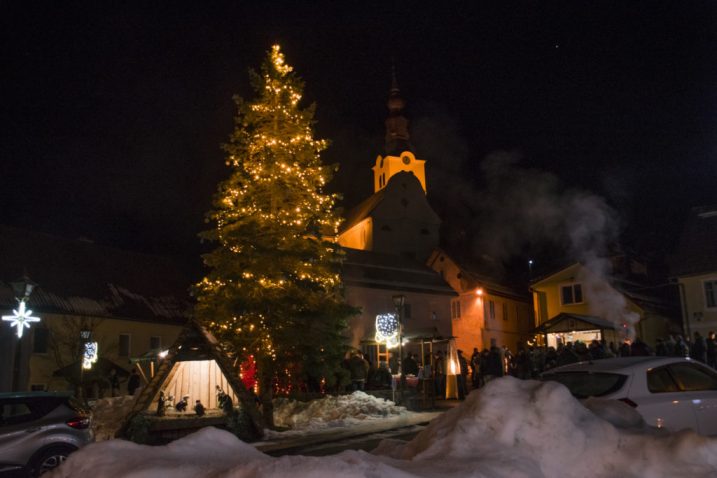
[51,377,717,478]
[269,391,407,434]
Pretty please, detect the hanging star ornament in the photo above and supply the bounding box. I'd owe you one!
[2,300,41,338]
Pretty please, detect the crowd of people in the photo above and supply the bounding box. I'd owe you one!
[344,331,717,400]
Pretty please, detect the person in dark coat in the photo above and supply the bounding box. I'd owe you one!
[127,369,141,396]
[403,353,419,376]
[707,331,717,369]
[691,331,708,363]
[456,350,468,399]
[485,346,504,382]
[348,352,369,391]
[434,351,446,397]
[630,338,652,356]
[470,348,482,388]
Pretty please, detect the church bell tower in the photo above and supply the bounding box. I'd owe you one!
[372,71,427,194]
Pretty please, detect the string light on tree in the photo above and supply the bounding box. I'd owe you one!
[2,300,40,338]
[194,44,357,430]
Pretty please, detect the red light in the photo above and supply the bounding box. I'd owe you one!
[618,398,638,408]
[66,416,90,429]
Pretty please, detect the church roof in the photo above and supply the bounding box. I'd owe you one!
[0,225,192,323]
[339,188,386,234]
[342,248,455,296]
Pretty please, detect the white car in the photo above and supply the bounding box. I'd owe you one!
[541,356,717,435]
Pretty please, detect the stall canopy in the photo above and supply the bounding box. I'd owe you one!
[535,313,620,347]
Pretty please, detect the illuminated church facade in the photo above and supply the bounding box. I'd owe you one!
[337,77,533,360]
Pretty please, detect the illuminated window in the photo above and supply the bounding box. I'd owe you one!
[451,299,461,319]
[561,284,583,305]
[119,334,131,357]
[705,280,717,308]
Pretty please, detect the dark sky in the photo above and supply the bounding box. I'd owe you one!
[2,2,715,271]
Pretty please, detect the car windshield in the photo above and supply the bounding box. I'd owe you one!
[542,371,628,398]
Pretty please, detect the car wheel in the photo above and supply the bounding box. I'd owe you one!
[29,445,77,476]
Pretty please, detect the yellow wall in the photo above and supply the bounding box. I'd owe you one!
[27,313,183,392]
[337,218,373,251]
[530,263,661,343]
[372,151,426,194]
[427,251,533,353]
[678,273,717,337]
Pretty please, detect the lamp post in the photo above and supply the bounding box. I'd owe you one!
[2,275,39,391]
[392,294,405,404]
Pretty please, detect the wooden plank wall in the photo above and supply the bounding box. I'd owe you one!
[159,360,240,410]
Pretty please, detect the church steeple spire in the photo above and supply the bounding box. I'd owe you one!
[372,67,426,195]
[384,67,412,155]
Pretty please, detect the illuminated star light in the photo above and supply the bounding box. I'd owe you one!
[2,301,41,338]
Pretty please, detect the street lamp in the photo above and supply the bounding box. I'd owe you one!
[392,294,405,403]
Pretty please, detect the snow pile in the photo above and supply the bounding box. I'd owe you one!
[50,377,717,478]
[91,395,138,441]
[273,391,407,430]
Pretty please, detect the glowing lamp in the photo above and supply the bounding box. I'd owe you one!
[476,288,483,296]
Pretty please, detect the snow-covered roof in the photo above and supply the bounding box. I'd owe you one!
[0,225,192,322]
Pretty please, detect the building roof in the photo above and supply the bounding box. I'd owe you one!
[671,205,717,277]
[535,312,618,333]
[342,248,455,296]
[339,188,386,234]
[0,225,192,322]
[531,262,678,319]
[430,248,530,301]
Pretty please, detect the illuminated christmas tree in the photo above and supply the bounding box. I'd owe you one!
[195,45,355,429]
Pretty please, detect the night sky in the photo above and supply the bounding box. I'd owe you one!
[2,2,715,275]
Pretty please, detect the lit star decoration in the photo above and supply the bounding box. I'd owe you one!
[375,313,400,349]
[2,300,41,338]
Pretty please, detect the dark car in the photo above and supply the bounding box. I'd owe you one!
[0,392,93,477]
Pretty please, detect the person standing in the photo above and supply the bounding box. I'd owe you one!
[457,350,468,399]
[470,347,481,388]
[691,331,708,363]
[434,351,446,397]
[127,369,141,396]
[404,353,419,376]
[349,352,369,391]
[707,331,717,369]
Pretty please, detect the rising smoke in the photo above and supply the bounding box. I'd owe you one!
[412,111,640,336]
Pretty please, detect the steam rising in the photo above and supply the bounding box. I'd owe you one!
[415,124,640,338]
